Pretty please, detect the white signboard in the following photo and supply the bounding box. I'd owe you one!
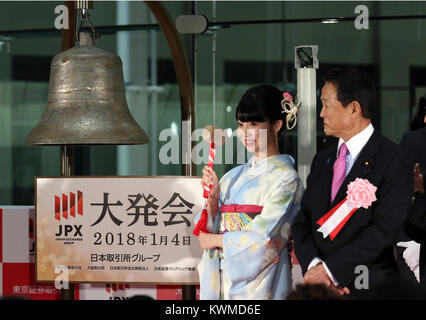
[35,176,204,284]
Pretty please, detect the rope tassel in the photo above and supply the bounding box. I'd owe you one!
[193,142,216,236]
[193,208,209,236]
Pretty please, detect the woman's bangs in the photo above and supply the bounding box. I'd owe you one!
[236,103,266,123]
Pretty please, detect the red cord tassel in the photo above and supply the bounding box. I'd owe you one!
[194,142,216,236]
[193,208,209,236]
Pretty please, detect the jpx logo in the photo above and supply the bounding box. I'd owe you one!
[55,191,84,239]
[106,284,130,300]
[55,190,83,221]
[55,224,83,237]
[106,284,130,293]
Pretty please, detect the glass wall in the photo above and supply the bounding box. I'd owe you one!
[0,1,425,205]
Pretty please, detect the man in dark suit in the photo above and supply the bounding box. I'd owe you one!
[399,110,426,284]
[292,68,413,296]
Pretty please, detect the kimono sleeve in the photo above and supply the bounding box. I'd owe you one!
[222,171,303,282]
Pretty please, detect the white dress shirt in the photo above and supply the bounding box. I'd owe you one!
[308,123,374,286]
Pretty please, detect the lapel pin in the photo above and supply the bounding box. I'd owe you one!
[326,158,330,165]
[363,161,371,173]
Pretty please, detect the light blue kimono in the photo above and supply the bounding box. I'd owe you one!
[195,154,304,300]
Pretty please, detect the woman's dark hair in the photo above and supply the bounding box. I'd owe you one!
[322,68,376,119]
[236,84,285,128]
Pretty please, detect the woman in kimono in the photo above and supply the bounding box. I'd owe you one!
[195,84,304,300]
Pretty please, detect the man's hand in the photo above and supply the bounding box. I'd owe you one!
[304,263,350,295]
[329,284,350,296]
[198,232,223,250]
[414,163,424,194]
[304,263,331,286]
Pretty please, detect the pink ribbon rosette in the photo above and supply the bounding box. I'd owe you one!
[316,178,377,240]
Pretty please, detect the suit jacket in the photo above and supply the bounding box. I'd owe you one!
[293,129,413,290]
[400,127,426,283]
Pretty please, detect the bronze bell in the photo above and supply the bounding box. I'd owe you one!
[25,32,149,145]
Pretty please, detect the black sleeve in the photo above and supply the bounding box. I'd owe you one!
[292,154,321,274]
[400,132,426,242]
[405,194,426,242]
[399,132,417,167]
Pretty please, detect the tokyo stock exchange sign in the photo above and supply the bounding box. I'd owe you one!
[35,176,204,284]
